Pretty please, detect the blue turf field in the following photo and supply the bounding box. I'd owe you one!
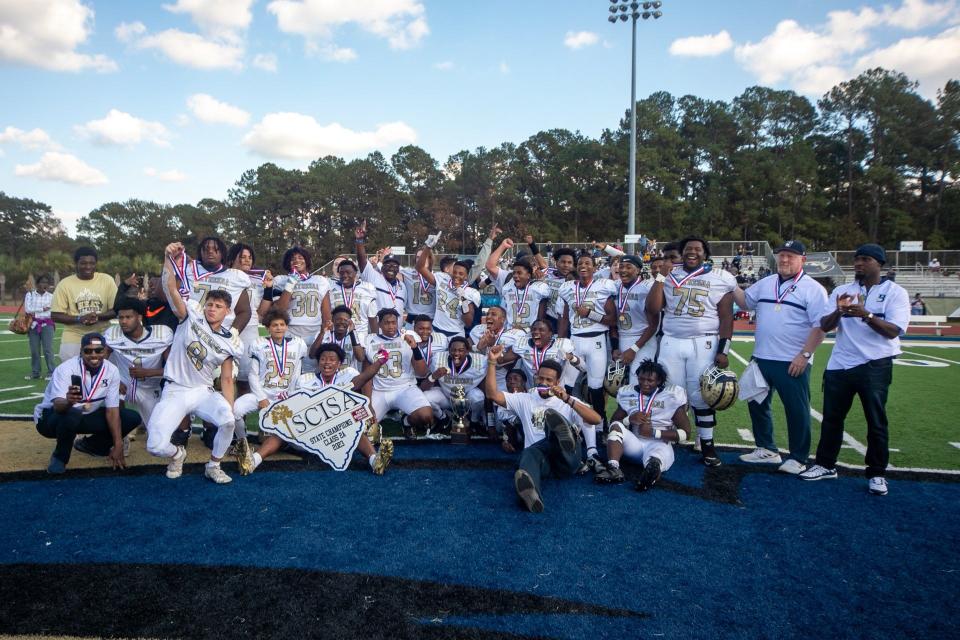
[1,443,957,639]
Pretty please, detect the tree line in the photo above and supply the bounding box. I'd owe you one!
[1,67,957,286]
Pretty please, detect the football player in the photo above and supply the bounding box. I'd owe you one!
[309,305,365,373]
[271,246,331,374]
[610,255,659,382]
[506,319,583,390]
[354,221,407,318]
[148,244,245,484]
[226,243,272,394]
[485,239,551,332]
[595,359,690,490]
[329,259,378,339]
[422,336,488,431]
[543,247,577,330]
[165,237,252,333]
[415,245,480,338]
[410,314,449,373]
[646,236,736,467]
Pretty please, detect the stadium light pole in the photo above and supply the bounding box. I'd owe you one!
[608,1,663,254]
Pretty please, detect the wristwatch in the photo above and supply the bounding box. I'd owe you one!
[801,351,812,359]
[866,313,875,321]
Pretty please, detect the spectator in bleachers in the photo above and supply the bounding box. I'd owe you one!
[911,293,927,316]
[928,257,941,274]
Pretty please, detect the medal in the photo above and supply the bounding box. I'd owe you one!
[340,282,354,310]
[774,304,781,312]
[639,388,659,415]
[79,359,107,411]
[514,284,530,324]
[168,254,190,296]
[617,278,640,324]
[773,271,804,311]
[268,337,287,385]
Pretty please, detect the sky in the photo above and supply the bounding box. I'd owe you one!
[1,0,958,236]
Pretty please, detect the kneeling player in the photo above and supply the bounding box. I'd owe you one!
[248,344,392,474]
[595,359,690,491]
[422,336,487,432]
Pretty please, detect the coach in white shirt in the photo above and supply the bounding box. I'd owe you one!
[735,241,829,474]
[800,244,910,496]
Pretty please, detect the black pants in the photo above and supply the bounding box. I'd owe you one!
[36,407,142,465]
[815,358,893,478]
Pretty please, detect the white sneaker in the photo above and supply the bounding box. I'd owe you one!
[739,447,783,464]
[204,463,233,484]
[122,435,131,458]
[778,459,807,475]
[868,476,888,496]
[798,464,837,481]
[165,446,187,479]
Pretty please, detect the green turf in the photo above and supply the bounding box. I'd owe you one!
[3,320,958,471]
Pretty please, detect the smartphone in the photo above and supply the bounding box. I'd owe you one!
[71,375,81,387]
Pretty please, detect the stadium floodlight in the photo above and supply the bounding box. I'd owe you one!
[605,0,665,253]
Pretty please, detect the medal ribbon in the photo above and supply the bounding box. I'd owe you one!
[269,338,287,380]
[247,268,266,283]
[451,354,470,378]
[421,336,432,364]
[290,270,309,282]
[617,278,640,314]
[514,285,530,322]
[775,271,804,305]
[340,283,354,310]
[319,372,337,389]
[574,280,593,308]
[532,337,555,372]
[668,265,706,289]
[192,260,224,282]
[168,254,189,296]
[639,388,660,415]
[80,360,107,404]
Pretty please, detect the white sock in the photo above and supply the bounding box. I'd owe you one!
[252,452,262,470]
[368,453,377,468]
[206,460,220,469]
[582,424,597,452]
[699,427,714,441]
[608,459,620,469]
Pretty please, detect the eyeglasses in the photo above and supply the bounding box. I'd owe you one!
[82,347,105,355]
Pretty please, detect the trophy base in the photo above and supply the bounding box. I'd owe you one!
[449,425,471,445]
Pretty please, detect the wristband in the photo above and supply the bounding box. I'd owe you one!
[412,347,424,361]
[717,338,731,356]
[262,286,275,301]
[427,373,436,383]
[349,331,358,347]
[627,343,640,354]
[654,273,666,283]
[652,429,662,440]
[588,309,604,323]
[675,428,688,443]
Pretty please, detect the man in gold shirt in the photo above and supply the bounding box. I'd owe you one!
[51,247,118,361]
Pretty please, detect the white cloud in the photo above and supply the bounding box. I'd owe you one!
[855,25,960,98]
[0,0,116,72]
[433,60,454,71]
[267,0,429,54]
[253,52,278,71]
[564,31,599,50]
[187,93,250,126]
[126,28,245,70]
[499,61,510,74]
[162,0,254,41]
[15,152,108,186]
[669,30,733,57]
[75,109,171,147]
[310,43,357,61]
[242,112,417,159]
[115,21,147,43]
[0,126,60,150]
[144,167,187,182]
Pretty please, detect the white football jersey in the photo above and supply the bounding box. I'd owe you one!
[364,330,421,392]
[433,273,481,334]
[542,268,570,319]
[180,260,252,331]
[329,280,378,340]
[248,335,308,398]
[362,262,407,318]
[416,332,449,371]
[239,270,266,347]
[511,335,577,381]
[494,270,551,332]
[164,299,245,388]
[469,324,525,386]
[430,353,488,395]
[272,274,331,343]
[316,329,361,372]
[614,278,654,338]
[104,324,174,390]
[661,266,737,338]
[616,384,687,431]
[401,267,436,318]
[295,367,360,392]
[558,277,617,336]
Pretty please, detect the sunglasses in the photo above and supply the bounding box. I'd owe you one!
[82,347,105,355]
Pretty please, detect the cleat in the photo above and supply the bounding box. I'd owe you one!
[46,454,66,475]
[165,445,187,479]
[701,439,722,467]
[585,454,607,474]
[365,420,381,445]
[373,440,394,475]
[868,476,888,496]
[739,447,782,464]
[778,459,807,475]
[170,428,191,447]
[235,437,254,476]
[514,469,543,513]
[73,436,107,458]
[204,464,233,484]
[635,457,662,491]
[798,464,837,481]
[403,425,416,440]
[594,465,625,484]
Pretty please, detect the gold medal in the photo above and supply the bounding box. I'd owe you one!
[83,402,91,412]
[618,313,627,323]
[774,304,781,312]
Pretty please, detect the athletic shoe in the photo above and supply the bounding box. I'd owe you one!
[514,469,543,513]
[635,457,662,491]
[24,375,39,380]
[46,454,66,474]
[373,440,394,475]
[122,435,131,458]
[594,465,625,484]
[798,464,837,481]
[868,476,889,496]
[701,439,722,467]
[73,436,107,457]
[778,459,807,475]
[365,420,381,445]
[403,425,416,440]
[739,447,782,464]
[543,409,578,455]
[204,464,233,484]
[170,428,191,447]
[585,454,607,474]
[165,445,187,479]
[235,437,254,476]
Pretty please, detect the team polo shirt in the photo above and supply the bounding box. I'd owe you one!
[36,358,121,418]
[744,273,830,362]
[825,279,910,370]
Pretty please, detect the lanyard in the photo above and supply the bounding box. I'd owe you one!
[269,338,287,378]
[774,271,804,305]
[617,278,640,314]
[574,280,594,308]
[79,359,106,403]
[340,283,354,310]
[668,266,706,289]
[532,337,555,371]
[638,388,660,415]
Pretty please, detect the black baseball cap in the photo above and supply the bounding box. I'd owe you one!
[382,254,401,265]
[80,332,106,349]
[774,240,806,256]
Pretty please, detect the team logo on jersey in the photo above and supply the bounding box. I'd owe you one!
[260,387,371,471]
[878,294,886,301]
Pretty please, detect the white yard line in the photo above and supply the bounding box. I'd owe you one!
[0,356,30,362]
[0,393,43,405]
[737,428,755,442]
[0,385,37,394]
[950,442,960,450]
[900,350,960,365]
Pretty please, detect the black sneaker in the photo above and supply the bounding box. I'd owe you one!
[73,436,108,457]
[635,457,662,491]
[701,439,722,467]
[514,469,544,513]
[594,465,625,484]
[170,428,191,447]
[543,409,578,455]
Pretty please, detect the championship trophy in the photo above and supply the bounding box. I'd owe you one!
[449,384,471,445]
